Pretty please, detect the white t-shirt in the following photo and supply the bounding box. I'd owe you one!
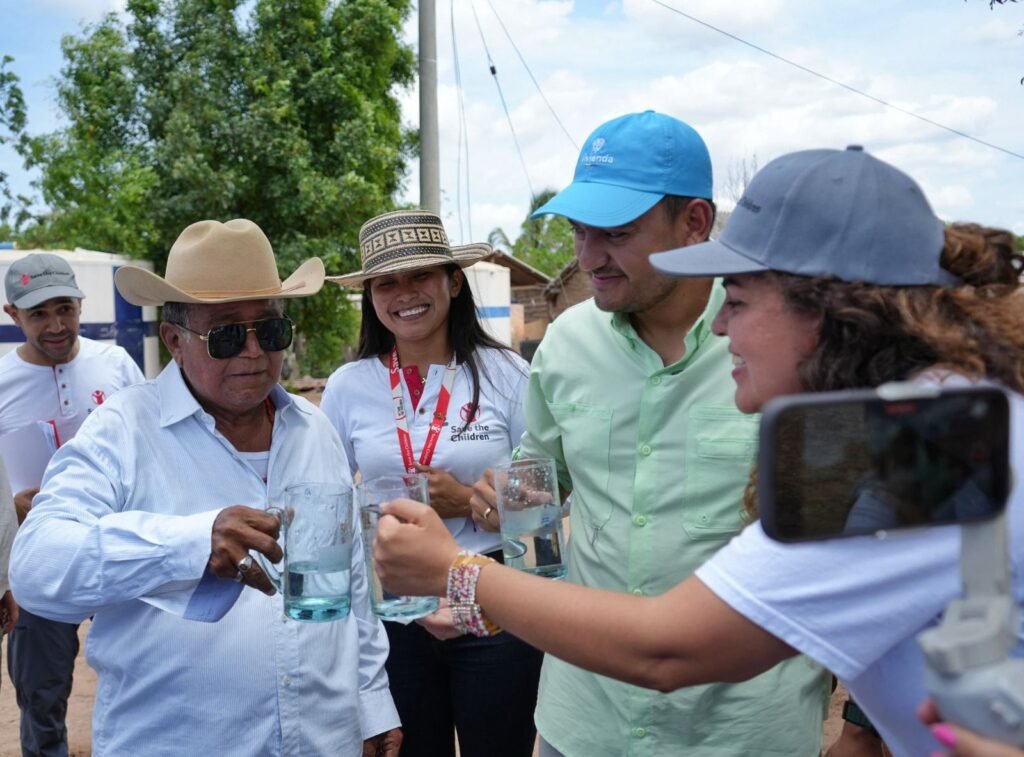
[0,458,15,595]
[0,337,145,445]
[321,346,528,555]
[696,384,1024,757]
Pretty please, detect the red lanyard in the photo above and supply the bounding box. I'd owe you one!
[389,346,458,473]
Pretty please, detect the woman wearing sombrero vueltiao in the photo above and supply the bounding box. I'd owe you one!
[320,210,542,757]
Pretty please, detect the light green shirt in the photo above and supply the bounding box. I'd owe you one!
[519,285,830,757]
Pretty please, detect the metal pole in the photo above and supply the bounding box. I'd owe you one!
[419,0,441,214]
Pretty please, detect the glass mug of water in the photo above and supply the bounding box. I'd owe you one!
[358,473,441,621]
[493,458,567,579]
[255,482,354,622]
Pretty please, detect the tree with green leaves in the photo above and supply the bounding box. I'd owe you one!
[490,189,575,277]
[0,56,30,232]
[13,0,414,375]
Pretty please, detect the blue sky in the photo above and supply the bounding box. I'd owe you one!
[2,0,1023,246]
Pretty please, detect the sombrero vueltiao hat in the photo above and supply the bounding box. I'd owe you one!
[114,218,325,306]
[326,209,490,288]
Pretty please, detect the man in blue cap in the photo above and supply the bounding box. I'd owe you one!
[471,111,830,756]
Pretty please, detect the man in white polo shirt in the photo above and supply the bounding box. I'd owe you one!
[1,253,143,757]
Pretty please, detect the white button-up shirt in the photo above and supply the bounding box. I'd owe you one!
[10,361,398,756]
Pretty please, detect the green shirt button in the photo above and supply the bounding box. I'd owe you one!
[650,376,662,386]
[633,514,647,526]
[633,727,646,738]
[631,588,643,596]
[640,444,652,456]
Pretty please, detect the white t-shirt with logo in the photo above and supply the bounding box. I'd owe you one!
[0,336,146,447]
[321,346,528,555]
[695,381,1024,757]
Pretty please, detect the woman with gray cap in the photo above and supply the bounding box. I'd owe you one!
[320,210,540,757]
[369,148,1024,757]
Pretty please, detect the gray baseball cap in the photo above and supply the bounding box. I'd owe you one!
[5,253,86,309]
[650,146,953,286]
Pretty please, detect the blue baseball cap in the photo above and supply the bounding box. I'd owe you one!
[531,110,713,228]
[650,146,953,286]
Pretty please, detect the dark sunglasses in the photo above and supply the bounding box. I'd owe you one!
[174,317,293,359]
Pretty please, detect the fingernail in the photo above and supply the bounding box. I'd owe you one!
[931,723,957,748]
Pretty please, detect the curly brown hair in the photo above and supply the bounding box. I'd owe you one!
[743,223,1024,518]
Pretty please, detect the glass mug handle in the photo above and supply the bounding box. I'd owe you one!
[251,505,286,593]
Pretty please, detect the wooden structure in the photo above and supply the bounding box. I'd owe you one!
[479,251,551,349]
[543,259,593,321]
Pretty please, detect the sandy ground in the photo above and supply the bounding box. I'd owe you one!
[0,622,93,757]
[0,620,845,756]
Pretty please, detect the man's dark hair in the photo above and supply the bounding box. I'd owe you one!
[662,195,717,241]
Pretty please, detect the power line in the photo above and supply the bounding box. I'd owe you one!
[468,0,536,200]
[449,0,472,241]
[484,0,578,152]
[649,0,1024,161]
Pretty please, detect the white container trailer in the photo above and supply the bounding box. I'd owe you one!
[0,249,160,377]
[463,260,511,346]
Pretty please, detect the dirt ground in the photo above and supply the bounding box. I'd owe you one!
[0,622,93,757]
[0,620,846,756]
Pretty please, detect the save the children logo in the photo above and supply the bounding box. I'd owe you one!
[450,403,490,442]
[458,402,480,424]
[20,274,29,285]
[92,390,106,405]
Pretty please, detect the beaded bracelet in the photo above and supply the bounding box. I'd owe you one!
[447,550,501,637]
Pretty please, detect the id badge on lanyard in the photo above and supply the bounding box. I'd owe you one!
[389,346,458,473]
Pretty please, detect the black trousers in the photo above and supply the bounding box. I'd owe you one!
[7,609,79,757]
[384,618,543,757]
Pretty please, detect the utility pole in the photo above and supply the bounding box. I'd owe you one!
[419,0,441,214]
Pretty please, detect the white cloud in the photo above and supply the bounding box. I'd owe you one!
[962,16,1024,46]
[13,0,1024,238]
[398,0,1024,237]
[927,184,975,216]
[621,0,790,50]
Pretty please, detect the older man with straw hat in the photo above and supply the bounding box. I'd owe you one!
[10,219,402,756]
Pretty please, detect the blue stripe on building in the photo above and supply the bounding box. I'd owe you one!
[0,323,158,341]
[112,266,148,371]
[476,306,511,318]
[0,321,157,372]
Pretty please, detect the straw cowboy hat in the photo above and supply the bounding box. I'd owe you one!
[115,218,325,306]
[326,209,490,288]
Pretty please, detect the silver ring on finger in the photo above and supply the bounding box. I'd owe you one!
[483,506,495,521]
[236,554,254,581]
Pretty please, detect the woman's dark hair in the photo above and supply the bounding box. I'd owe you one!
[743,223,1024,518]
[356,263,521,431]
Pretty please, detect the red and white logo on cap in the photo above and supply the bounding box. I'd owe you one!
[92,390,105,405]
[20,274,29,285]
